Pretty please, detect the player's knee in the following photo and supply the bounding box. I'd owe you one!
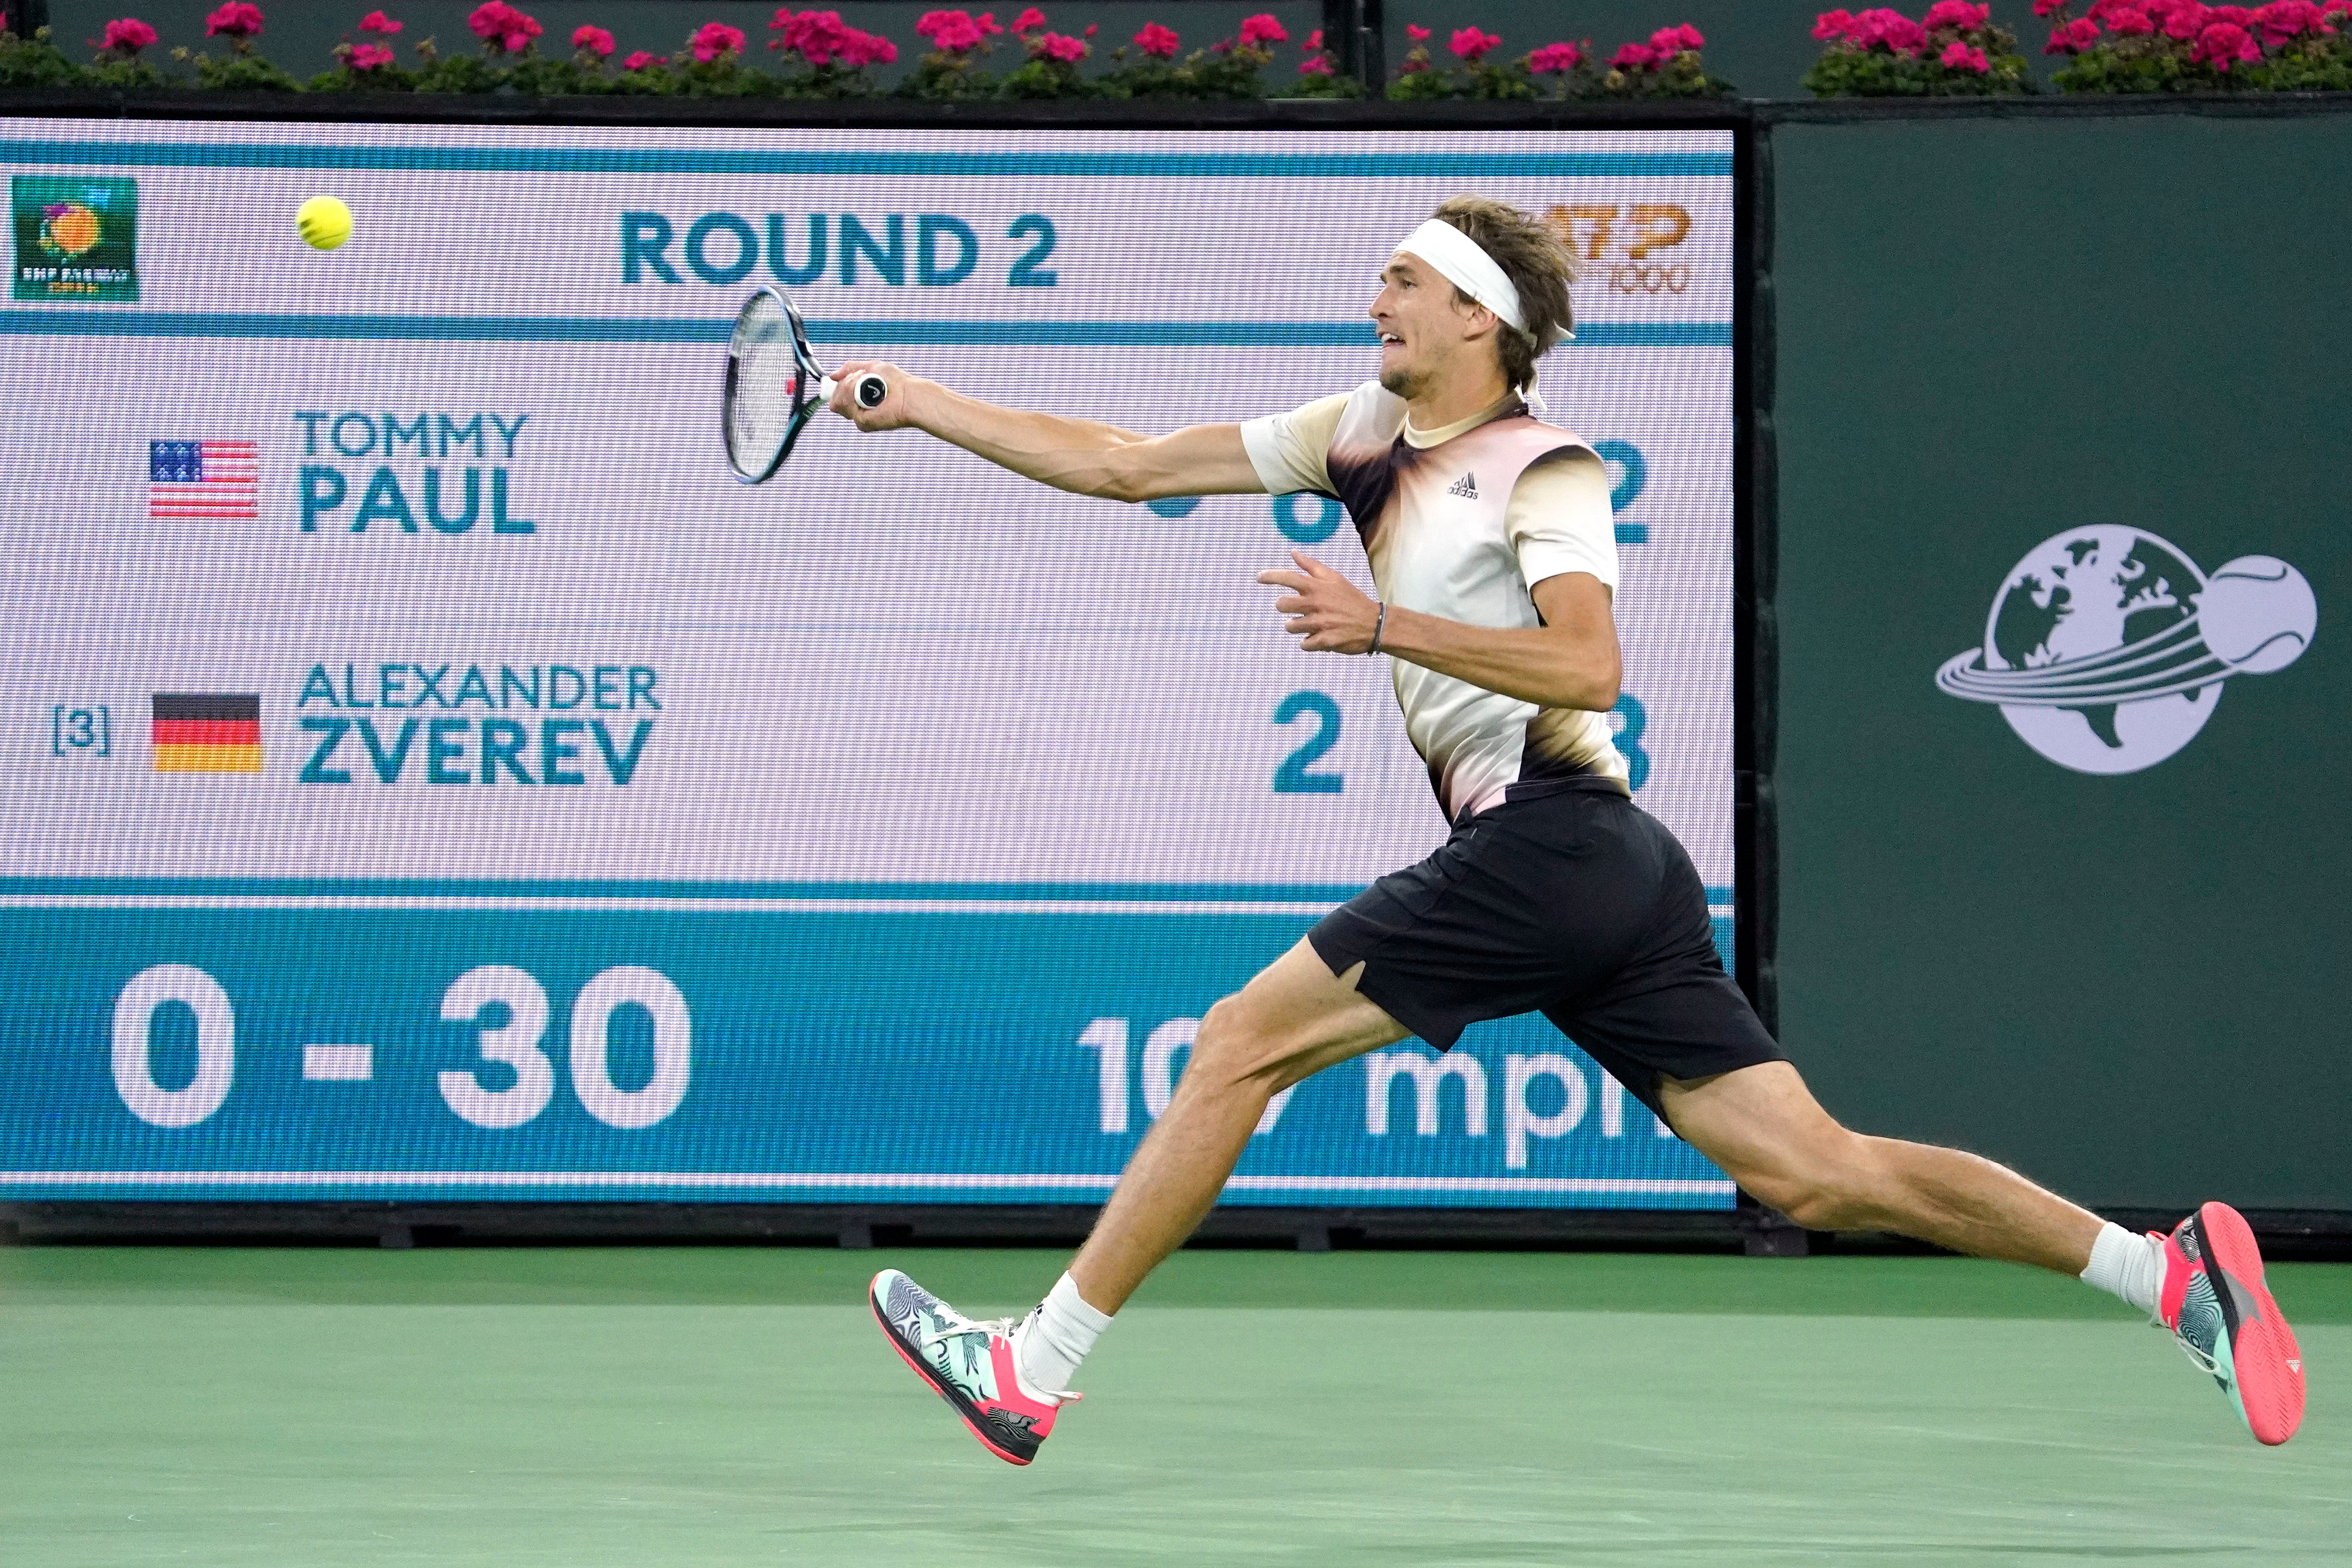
[1184,995,1285,1102]
[1184,996,1263,1090]
[1740,1132,1882,1232]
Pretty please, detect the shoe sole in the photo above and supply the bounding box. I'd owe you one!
[2197,1201,2305,1446]
[867,1274,1037,1466]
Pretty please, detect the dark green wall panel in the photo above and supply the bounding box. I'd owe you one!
[1773,114,2352,1210]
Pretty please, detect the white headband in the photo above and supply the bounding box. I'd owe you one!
[1395,219,1570,351]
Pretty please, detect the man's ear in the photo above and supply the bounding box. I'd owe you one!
[1450,293,1499,343]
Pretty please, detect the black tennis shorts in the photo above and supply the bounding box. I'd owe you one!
[1307,778,1783,1122]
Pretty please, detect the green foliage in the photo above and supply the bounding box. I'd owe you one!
[994,53,1094,97]
[1805,13,2031,98]
[1280,68,1364,98]
[673,55,774,97]
[1602,52,1732,98]
[307,64,417,91]
[176,44,301,93]
[503,56,604,96]
[82,57,177,91]
[2050,24,2352,93]
[772,61,886,99]
[604,60,681,94]
[0,26,85,87]
[894,51,996,99]
[1804,47,2027,95]
[407,35,509,94]
[1099,41,1281,100]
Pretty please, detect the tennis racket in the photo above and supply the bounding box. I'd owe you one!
[722,285,887,485]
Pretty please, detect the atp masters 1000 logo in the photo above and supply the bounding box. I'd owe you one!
[1936,528,2316,775]
[12,176,139,302]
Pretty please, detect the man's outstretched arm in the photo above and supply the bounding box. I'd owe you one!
[828,361,1264,503]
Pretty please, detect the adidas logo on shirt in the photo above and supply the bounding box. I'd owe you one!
[1447,472,1479,499]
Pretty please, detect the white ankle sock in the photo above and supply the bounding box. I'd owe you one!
[2080,1221,2164,1316]
[1013,1272,1112,1396]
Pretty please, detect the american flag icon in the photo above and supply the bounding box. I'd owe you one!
[149,440,260,520]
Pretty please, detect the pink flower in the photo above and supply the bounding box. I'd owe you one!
[1611,39,1657,68]
[351,40,394,67]
[1305,27,1323,47]
[467,1,540,52]
[1939,37,1991,66]
[1038,28,1084,59]
[2033,0,2068,12]
[844,27,896,63]
[1813,8,1858,40]
[1528,39,1584,71]
[1134,20,1179,55]
[976,11,1003,33]
[622,49,664,69]
[2162,1,2212,38]
[1012,6,1045,31]
[1449,25,1500,58]
[917,10,986,50]
[1209,37,1230,51]
[1649,22,1704,51]
[1240,12,1288,44]
[775,10,855,63]
[2044,15,2102,46]
[1405,23,1431,40]
[572,23,613,55]
[1923,0,1990,27]
[1852,6,1928,52]
[2254,0,2331,40]
[359,9,400,32]
[2102,5,2156,31]
[2211,4,2255,21]
[1298,53,1334,72]
[1084,22,1095,34]
[691,21,746,60]
[203,2,263,38]
[2192,16,2261,58]
[99,16,158,51]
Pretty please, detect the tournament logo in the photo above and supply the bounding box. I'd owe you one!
[11,176,139,302]
[1935,527,2315,774]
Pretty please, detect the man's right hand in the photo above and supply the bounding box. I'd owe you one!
[828,360,923,432]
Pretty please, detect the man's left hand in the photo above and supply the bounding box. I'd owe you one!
[1258,550,1380,654]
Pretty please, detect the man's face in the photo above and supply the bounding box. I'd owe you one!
[1370,253,1489,399]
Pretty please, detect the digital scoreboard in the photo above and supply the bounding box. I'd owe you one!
[0,121,1738,1208]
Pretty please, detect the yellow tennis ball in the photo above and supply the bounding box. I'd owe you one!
[297,196,352,251]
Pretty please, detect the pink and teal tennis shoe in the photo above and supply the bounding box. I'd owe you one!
[2157,1202,2305,1446]
[870,1269,1077,1465]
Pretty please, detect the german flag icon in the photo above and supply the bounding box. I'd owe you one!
[152,693,261,773]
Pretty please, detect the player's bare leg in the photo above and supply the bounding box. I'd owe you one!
[1067,939,1410,1312]
[1658,1060,2101,1272]
[1663,1061,2305,1443]
[868,939,1406,1463]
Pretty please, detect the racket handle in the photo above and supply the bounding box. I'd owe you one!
[817,373,890,410]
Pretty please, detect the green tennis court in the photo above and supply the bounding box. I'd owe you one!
[4,1246,2344,1564]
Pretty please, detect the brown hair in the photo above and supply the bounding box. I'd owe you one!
[1429,195,1577,392]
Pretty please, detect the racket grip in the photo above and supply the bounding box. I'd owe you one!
[817,374,890,410]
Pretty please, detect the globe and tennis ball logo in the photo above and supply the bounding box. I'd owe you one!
[1936,527,2316,774]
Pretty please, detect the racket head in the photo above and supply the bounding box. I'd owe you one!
[723,286,829,484]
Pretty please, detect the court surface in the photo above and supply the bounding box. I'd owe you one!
[4,1245,2345,1566]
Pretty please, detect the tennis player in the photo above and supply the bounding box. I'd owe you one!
[836,197,2305,1462]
